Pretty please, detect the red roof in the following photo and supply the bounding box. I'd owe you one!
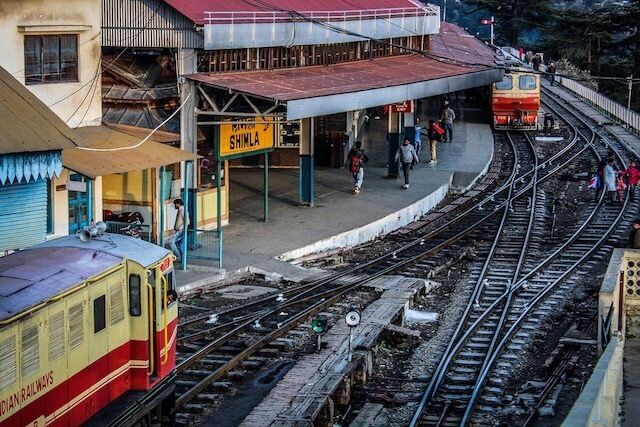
[187,55,488,102]
[186,23,497,102]
[430,22,496,67]
[165,0,429,23]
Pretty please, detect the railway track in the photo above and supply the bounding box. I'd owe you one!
[408,87,633,426]
[171,88,618,425]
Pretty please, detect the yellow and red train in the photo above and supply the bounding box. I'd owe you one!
[0,233,177,426]
[492,68,541,130]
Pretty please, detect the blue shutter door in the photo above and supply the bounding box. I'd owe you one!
[0,180,47,252]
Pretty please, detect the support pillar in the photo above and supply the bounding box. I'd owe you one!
[387,110,402,178]
[178,48,198,243]
[299,117,314,207]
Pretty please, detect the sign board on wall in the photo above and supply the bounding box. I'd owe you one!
[391,101,412,113]
[219,119,275,159]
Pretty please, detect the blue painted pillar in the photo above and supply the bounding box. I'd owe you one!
[299,117,314,207]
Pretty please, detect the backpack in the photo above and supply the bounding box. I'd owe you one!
[349,150,362,173]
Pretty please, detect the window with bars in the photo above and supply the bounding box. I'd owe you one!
[24,34,78,85]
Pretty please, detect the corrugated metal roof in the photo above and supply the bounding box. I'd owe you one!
[430,22,496,68]
[62,125,197,178]
[186,23,500,120]
[165,0,430,23]
[0,66,83,155]
[102,0,203,48]
[187,22,497,101]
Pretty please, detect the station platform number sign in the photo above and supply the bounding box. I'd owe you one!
[219,118,275,160]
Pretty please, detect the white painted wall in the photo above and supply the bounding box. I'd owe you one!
[0,0,102,128]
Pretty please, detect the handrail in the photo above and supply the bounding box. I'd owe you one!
[146,281,155,376]
[161,275,169,365]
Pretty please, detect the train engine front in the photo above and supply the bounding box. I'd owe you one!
[492,69,540,130]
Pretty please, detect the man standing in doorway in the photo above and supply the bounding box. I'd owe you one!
[441,101,456,143]
[169,198,190,262]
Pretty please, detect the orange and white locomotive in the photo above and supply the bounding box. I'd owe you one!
[492,68,541,130]
[0,233,177,426]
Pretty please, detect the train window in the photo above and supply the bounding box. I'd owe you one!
[129,274,142,316]
[48,311,65,361]
[69,302,84,349]
[519,75,537,90]
[0,336,16,388]
[495,76,513,90]
[21,325,39,377]
[110,283,125,325]
[94,295,106,334]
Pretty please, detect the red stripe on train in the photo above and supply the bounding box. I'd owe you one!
[1,319,177,426]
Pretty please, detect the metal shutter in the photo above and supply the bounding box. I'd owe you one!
[0,179,47,252]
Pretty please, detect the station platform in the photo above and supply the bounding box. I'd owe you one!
[175,102,494,293]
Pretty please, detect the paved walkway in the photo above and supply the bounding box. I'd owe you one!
[176,101,494,292]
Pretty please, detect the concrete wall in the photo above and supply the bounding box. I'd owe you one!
[564,248,640,426]
[0,0,102,128]
[562,335,623,427]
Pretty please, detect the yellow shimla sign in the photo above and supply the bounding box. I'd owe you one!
[219,119,274,158]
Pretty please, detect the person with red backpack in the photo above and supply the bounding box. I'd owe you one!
[620,160,640,201]
[427,120,444,165]
[347,141,369,194]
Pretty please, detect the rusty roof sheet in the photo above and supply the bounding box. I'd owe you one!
[186,23,497,103]
[430,22,496,68]
[166,0,430,23]
[62,125,197,178]
[0,66,83,155]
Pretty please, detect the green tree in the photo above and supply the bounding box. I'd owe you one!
[460,0,553,46]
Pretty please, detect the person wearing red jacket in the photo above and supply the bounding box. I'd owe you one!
[620,160,640,200]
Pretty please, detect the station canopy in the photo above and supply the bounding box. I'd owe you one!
[186,23,502,120]
[63,124,197,178]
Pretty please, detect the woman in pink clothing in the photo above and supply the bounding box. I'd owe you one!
[620,160,640,201]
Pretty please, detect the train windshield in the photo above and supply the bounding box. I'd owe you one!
[495,75,513,90]
[519,75,537,90]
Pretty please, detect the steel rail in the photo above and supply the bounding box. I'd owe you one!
[458,88,631,424]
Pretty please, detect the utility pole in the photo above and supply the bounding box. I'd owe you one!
[442,0,447,22]
[628,74,633,110]
[490,16,495,46]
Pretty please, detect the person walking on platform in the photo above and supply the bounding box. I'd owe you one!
[169,198,190,262]
[532,54,542,71]
[603,158,619,204]
[620,160,640,201]
[414,116,423,162]
[395,137,419,189]
[547,62,557,86]
[427,120,443,165]
[440,102,456,143]
[347,141,368,194]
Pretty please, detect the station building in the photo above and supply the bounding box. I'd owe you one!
[0,0,195,254]
[101,0,502,263]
